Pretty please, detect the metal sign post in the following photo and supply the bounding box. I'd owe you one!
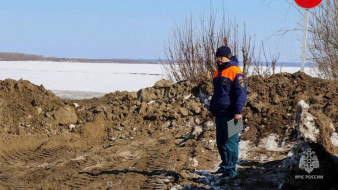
[300,9,309,72]
[294,0,322,72]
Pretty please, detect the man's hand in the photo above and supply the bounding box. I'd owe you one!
[234,114,242,122]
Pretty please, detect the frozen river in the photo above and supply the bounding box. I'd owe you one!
[0,61,164,99]
[0,61,313,99]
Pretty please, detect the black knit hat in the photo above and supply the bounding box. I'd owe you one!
[216,46,232,58]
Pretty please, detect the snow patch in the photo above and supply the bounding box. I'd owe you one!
[170,185,182,190]
[191,126,203,139]
[297,100,310,109]
[244,126,250,133]
[206,140,216,150]
[189,157,198,167]
[259,134,282,151]
[330,132,338,147]
[71,155,86,161]
[73,103,80,108]
[69,124,76,131]
[297,100,319,142]
[204,121,214,128]
[183,94,192,100]
[329,123,335,131]
[239,140,251,160]
[147,100,155,105]
[301,114,318,142]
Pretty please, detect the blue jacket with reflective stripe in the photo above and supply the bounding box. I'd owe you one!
[210,56,247,117]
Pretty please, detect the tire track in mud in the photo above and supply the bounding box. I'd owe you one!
[61,151,106,189]
[0,168,35,190]
[0,147,66,164]
[0,146,68,190]
[63,145,140,189]
[65,139,181,189]
[65,174,99,189]
[64,146,167,189]
[0,139,182,189]
[0,151,24,165]
[140,146,167,190]
[62,145,132,189]
[139,142,180,190]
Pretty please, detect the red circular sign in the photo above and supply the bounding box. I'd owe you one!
[295,0,322,9]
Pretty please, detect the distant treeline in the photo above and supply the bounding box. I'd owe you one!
[0,52,44,61]
[0,52,162,64]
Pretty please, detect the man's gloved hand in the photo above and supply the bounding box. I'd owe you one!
[234,114,242,122]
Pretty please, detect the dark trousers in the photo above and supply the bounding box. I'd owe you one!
[215,116,239,176]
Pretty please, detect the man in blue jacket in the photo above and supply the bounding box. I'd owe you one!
[210,46,247,178]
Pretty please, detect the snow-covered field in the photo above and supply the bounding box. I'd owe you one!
[0,61,314,99]
[0,61,164,99]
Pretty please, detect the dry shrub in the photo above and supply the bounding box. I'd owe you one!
[308,0,338,80]
[252,41,280,77]
[162,7,283,82]
[162,12,228,83]
[162,9,257,83]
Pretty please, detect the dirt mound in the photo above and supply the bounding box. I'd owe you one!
[0,72,337,189]
[12,71,334,155]
[4,72,335,147]
[241,72,337,154]
[197,72,337,153]
[72,79,210,146]
[0,79,77,135]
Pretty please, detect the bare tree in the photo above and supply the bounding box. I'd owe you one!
[241,25,256,76]
[281,0,337,80]
[162,10,258,83]
[162,12,228,83]
[263,45,280,75]
[252,41,280,77]
[308,0,338,80]
[162,2,291,82]
[252,42,267,77]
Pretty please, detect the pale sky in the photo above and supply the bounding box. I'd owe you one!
[0,0,308,62]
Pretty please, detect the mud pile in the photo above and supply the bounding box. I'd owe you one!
[0,79,77,135]
[3,73,335,150]
[243,72,337,154]
[72,79,214,155]
[69,72,337,189]
[0,72,337,189]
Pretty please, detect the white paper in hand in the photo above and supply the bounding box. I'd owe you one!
[227,118,243,138]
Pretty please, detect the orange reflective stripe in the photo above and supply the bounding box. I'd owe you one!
[213,70,218,78]
[221,66,243,81]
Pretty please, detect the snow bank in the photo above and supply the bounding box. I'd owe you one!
[259,134,283,151]
[297,100,319,142]
[330,132,338,147]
